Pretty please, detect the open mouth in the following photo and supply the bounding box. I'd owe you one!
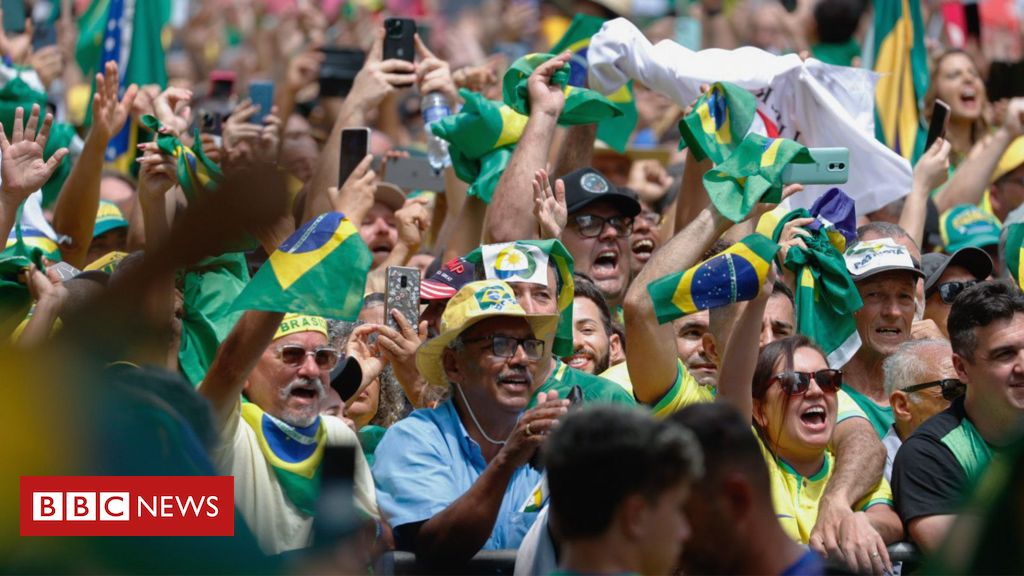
[591,249,620,279]
[875,327,902,339]
[566,352,593,370]
[800,405,827,429]
[689,362,716,374]
[631,238,655,261]
[959,88,979,109]
[371,242,393,256]
[289,386,320,404]
[498,373,530,392]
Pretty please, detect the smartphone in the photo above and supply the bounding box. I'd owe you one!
[339,128,370,187]
[248,80,274,125]
[781,148,849,185]
[386,266,421,335]
[31,22,56,51]
[383,18,416,63]
[199,109,223,137]
[313,445,360,545]
[2,0,25,34]
[925,99,950,152]
[987,60,1024,101]
[384,156,446,192]
[964,1,981,41]
[567,385,583,407]
[209,70,236,99]
[318,47,365,98]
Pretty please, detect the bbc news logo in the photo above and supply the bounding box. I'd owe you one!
[20,476,234,536]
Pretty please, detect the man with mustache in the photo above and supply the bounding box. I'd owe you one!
[200,312,381,555]
[373,281,569,566]
[563,273,624,375]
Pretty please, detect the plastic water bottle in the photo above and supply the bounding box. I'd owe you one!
[422,92,451,173]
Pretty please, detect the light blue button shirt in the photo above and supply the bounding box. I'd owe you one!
[372,399,542,550]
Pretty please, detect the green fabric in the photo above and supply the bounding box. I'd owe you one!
[550,14,637,152]
[140,115,224,202]
[273,465,321,516]
[871,0,929,162]
[430,89,525,203]
[841,385,893,438]
[527,360,635,409]
[678,82,756,164]
[772,208,863,368]
[0,76,73,208]
[75,0,111,77]
[941,417,993,485]
[40,123,77,208]
[1006,223,1024,289]
[811,40,861,67]
[0,206,47,337]
[502,53,622,126]
[465,239,576,357]
[357,425,387,467]
[178,253,250,386]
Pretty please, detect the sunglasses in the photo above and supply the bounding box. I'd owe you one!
[935,281,977,305]
[572,214,633,238]
[276,345,341,370]
[463,334,545,361]
[902,378,965,401]
[769,369,843,395]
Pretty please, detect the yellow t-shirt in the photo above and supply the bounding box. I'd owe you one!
[600,359,713,417]
[754,431,893,544]
[836,388,869,423]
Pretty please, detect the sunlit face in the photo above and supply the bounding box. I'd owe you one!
[510,266,558,316]
[898,348,957,432]
[246,331,331,428]
[561,201,631,306]
[956,314,1024,419]
[673,311,716,386]
[564,296,612,374]
[761,294,795,347]
[630,201,661,277]
[754,347,837,462]
[934,53,986,123]
[359,202,398,268]
[855,272,917,359]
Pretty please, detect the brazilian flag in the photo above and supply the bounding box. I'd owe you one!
[1006,223,1024,290]
[550,14,637,152]
[647,233,779,325]
[678,83,757,164]
[431,89,528,203]
[503,53,622,126]
[0,208,48,337]
[871,0,929,162]
[141,115,224,202]
[231,212,371,321]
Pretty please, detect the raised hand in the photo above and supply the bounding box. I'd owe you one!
[395,196,432,250]
[0,8,32,65]
[532,169,566,239]
[152,87,194,137]
[453,61,499,94]
[627,160,673,204]
[500,391,569,468]
[25,264,68,307]
[912,137,951,193]
[414,34,459,105]
[0,105,68,206]
[90,61,139,143]
[29,46,64,89]
[222,99,263,151]
[330,154,377,223]
[527,51,571,119]
[345,28,416,111]
[136,141,178,201]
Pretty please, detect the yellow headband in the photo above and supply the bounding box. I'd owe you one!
[274,314,328,340]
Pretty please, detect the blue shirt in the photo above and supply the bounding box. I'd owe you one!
[372,399,542,550]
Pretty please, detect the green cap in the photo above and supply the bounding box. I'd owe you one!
[940,204,1001,253]
[93,200,129,238]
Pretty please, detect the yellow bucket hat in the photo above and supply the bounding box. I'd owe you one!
[274,313,328,340]
[415,280,558,387]
[992,136,1024,183]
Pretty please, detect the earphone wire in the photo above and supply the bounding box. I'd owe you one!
[453,383,509,446]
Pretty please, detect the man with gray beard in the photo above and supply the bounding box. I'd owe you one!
[200,312,381,555]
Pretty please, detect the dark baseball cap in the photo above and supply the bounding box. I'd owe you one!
[420,257,475,301]
[922,247,993,297]
[561,167,641,218]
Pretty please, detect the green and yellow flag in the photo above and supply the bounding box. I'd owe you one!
[647,233,779,325]
[503,53,622,126]
[141,115,223,202]
[871,0,929,162]
[0,207,49,337]
[550,14,637,152]
[178,252,249,386]
[231,212,371,320]
[1005,223,1024,290]
[430,89,527,203]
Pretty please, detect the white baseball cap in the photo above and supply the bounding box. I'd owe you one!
[844,238,924,282]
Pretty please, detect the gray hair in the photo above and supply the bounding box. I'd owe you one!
[882,339,952,397]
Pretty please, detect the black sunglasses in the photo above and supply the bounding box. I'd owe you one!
[462,334,545,361]
[572,214,633,238]
[902,378,965,401]
[935,281,977,305]
[769,369,843,395]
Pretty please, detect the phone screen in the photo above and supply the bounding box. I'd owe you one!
[248,81,274,124]
[339,128,370,187]
[2,0,25,34]
[964,1,981,40]
[925,100,950,152]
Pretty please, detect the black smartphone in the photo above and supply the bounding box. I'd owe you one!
[313,445,360,545]
[2,0,25,34]
[339,128,370,187]
[386,266,421,335]
[383,18,416,63]
[965,1,981,41]
[925,99,950,152]
[209,70,236,99]
[318,46,365,98]
[384,155,446,192]
[248,80,273,125]
[987,60,1024,101]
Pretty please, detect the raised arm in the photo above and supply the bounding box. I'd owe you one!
[52,61,137,268]
[484,51,571,243]
[900,138,950,248]
[0,105,68,242]
[715,276,774,418]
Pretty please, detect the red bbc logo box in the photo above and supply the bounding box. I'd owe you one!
[20,476,234,537]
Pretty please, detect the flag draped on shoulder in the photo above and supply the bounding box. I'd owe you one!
[678,82,812,222]
[0,204,49,337]
[1005,223,1024,290]
[647,233,779,325]
[550,14,637,152]
[141,115,223,201]
[772,189,862,368]
[430,89,527,203]
[871,0,929,162]
[503,53,622,126]
[231,212,371,321]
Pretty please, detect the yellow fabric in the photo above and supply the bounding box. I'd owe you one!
[84,251,128,272]
[755,431,893,544]
[274,314,328,340]
[835,388,869,423]
[992,136,1024,183]
[601,359,713,418]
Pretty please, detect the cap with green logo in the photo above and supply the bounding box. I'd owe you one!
[940,204,1001,254]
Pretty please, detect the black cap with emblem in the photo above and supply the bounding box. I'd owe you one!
[560,167,641,218]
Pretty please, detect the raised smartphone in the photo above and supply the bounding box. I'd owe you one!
[383,18,416,63]
[2,0,25,34]
[925,99,950,152]
[384,155,446,192]
[386,266,421,335]
[248,80,274,125]
[781,148,849,185]
[339,128,370,187]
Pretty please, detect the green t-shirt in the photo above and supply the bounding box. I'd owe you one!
[842,384,895,439]
[811,39,861,67]
[528,360,636,408]
[357,425,387,467]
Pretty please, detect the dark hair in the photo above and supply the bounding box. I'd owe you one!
[771,280,794,304]
[856,221,912,243]
[573,273,613,336]
[669,403,771,494]
[948,280,1024,362]
[703,238,734,261]
[752,335,823,400]
[813,0,866,44]
[545,405,703,540]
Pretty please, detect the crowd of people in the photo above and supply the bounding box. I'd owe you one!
[5,0,1024,574]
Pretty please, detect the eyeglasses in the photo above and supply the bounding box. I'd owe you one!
[902,378,965,401]
[636,211,664,227]
[571,214,633,238]
[462,334,545,361]
[769,369,843,395]
[935,281,977,305]
[275,345,340,370]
